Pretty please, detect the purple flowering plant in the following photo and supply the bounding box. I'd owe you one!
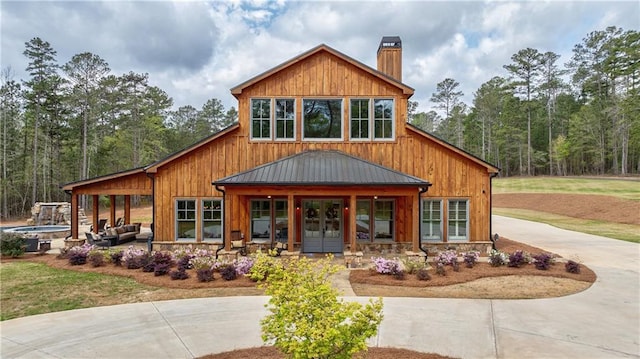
[371,257,402,275]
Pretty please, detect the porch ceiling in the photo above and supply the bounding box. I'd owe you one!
[213,150,431,187]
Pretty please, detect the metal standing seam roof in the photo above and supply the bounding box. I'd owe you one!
[213,150,431,187]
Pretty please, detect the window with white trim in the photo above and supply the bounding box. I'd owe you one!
[202,199,223,242]
[251,99,271,139]
[176,199,196,241]
[374,99,394,139]
[421,199,442,241]
[350,99,370,139]
[275,99,295,140]
[448,199,468,241]
[303,99,343,140]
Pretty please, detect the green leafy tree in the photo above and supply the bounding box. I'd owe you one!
[504,47,543,175]
[260,255,383,359]
[1,68,24,218]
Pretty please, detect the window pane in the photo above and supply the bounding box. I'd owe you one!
[374,99,393,139]
[303,99,342,139]
[276,100,295,139]
[251,200,271,240]
[374,200,394,241]
[350,99,370,139]
[448,200,468,241]
[251,99,271,139]
[421,200,442,241]
[202,199,222,241]
[176,199,196,240]
[356,200,371,242]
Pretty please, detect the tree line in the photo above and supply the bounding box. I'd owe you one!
[411,26,639,178]
[1,26,638,218]
[1,38,237,218]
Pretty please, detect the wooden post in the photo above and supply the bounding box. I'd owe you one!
[287,194,295,251]
[92,195,99,234]
[412,193,420,251]
[124,195,131,224]
[224,195,231,251]
[109,195,116,227]
[349,195,357,252]
[71,193,79,239]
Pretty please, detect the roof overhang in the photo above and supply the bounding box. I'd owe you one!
[213,150,431,188]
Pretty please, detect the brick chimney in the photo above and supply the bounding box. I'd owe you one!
[377,36,402,82]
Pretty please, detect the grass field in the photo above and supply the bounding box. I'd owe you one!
[493,177,640,243]
[493,176,640,200]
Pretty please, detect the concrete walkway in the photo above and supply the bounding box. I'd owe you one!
[1,216,638,358]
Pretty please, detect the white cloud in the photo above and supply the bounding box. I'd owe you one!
[1,0,638,113]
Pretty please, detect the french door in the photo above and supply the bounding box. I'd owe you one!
[302,199,343,253]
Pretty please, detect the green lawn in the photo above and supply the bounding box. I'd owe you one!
[0,262,161,321]
[493,176,640,243]
[493,176,640,201]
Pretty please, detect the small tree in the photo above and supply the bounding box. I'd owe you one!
[261,255,383,359]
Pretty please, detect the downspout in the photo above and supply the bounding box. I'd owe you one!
[214,184,226,259]
[489,172,499,250]
[145,172,155,252]
[417,185,431,261]
[63,189,73,240]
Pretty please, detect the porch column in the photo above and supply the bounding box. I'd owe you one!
[287,194,295,251]
[92,195,99,234]
[124,195,131,224]
[109,195,116,227]
[349,195,357,252]
[224,195,231,251]
[412,193,420,251]
[71,193,79,239]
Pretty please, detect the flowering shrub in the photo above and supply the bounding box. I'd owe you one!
[416,268,431,281]
[508,250,528,268]
[88,250,107,267]
[261,255,383,359]
[435,250,458,266]
[488,250,508,267]
[234,257,255,276]
[170,268,189,280]
[435,262,446,276]
[533,253,554,270]
[463,251,480,268]
[247,251,280,282]
[402,257,427,274]
[110,251,124,266]
[68,244,93,265]
[371,257,402,275]
[197,268,214,282]
[122,246,148,269]
[565,260,581,274]
[219,264,237,281]
[190,255,215,271]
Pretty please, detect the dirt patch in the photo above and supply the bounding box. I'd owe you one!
[199,346,453,359]
[493,193,640,225]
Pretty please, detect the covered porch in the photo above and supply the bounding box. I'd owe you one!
[61,168,153,240]
[214,150,432,255]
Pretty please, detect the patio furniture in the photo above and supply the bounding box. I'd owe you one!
[230,230,247,256]
[85,232,111,250]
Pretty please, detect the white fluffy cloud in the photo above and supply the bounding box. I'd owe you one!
[1,0,637,113]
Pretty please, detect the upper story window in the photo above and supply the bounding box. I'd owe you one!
[275,99,295,140]
[303,99,343,140]
[374,99,394,139]
[251,99,271,139]
[350,99,370,140]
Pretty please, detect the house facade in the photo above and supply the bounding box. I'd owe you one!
[63,37,499,255]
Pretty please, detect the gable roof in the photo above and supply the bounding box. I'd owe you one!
[213,150,431,187]
[406,123,500,173]
[145,123,239,173]
[230,44,414,97]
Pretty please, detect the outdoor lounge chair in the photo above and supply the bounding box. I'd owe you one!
[230,230,247,256]
[85,232,111,250]
[89,218,108,234]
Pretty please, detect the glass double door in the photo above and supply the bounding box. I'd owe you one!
[302,199,343,253]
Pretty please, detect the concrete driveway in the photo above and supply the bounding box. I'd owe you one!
[1,216,638,358]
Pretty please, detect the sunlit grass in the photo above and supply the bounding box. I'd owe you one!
[0,262,161,321]
[493,208,640,243]
[493,177,640,201]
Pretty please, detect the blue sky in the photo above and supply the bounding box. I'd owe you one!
[1,0,638,114]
